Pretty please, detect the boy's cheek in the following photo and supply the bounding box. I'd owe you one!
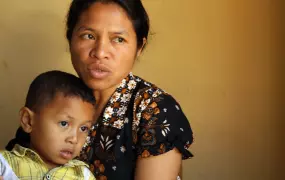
[78,135,88,147]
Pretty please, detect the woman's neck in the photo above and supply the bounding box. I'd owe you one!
[93,86,117,119]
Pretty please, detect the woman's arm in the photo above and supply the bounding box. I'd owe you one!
[134,89,193,180]
[135,149,182,180]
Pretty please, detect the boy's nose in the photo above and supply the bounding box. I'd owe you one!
[66,131,78,144]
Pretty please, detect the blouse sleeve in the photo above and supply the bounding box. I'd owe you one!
[135,91,194,159]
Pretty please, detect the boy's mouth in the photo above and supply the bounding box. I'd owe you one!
[59,149,74,160]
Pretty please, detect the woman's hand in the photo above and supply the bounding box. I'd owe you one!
[135,148,182,180]
[0,176,3,180]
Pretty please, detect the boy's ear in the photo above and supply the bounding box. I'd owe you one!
[19,107,35,133]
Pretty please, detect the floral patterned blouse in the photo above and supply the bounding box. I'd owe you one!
[79,73,194,180]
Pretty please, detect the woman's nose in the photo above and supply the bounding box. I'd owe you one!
[90,37,110,60]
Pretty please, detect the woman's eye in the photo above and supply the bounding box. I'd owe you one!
[113,37,125,43]
[82,34,95,40]
[59,121,69,128]
[80,126,89,132]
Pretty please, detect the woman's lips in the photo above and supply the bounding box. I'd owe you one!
[87,63,111,79]
[89,69,110,79]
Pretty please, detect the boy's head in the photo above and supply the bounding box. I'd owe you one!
[20,70,95,169]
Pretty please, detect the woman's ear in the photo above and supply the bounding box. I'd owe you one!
[136,38,147,57]
[19,107,35,133]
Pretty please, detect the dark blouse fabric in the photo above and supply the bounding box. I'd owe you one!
[79,73,194,180]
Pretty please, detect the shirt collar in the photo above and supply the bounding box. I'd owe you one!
[12,144,89,168]
[101,72,138,128]
[12,144,44,163]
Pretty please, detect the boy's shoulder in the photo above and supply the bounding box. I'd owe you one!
[0,150,11,157]
[0,146,39,179]
[0,145,41,165]
[1,149,18,157]
[0,149,23,166]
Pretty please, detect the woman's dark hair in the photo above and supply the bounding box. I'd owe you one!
[66,0,150,50]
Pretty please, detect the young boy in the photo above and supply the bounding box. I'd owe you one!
[0,70,96,180]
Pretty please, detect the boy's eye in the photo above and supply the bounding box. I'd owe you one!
[80,126,89,132]
[59,121,69,128]
[113,37,125,43]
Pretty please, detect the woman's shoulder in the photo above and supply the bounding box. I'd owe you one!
[131,75,194,160]
[132,74,191,133]
[132,75,177,108]
[133,75,166,96]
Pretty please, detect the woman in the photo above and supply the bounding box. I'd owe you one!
[6,0,194,179]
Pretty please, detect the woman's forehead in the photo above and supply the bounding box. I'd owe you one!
[77,2,132,28]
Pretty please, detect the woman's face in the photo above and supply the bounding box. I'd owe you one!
[70,2,141,92]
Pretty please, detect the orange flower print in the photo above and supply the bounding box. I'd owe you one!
[99,164,105,173]
[135,96,143,106]
[121,88,127,94]
[94,160,101,167]
[142,99,150,108]
[91,130,97,137]
[142,131,153,141]
[154,107,160,115]
[142,149,151,158]
[143,92,150,99]
[133,131,138,144]
[149,102,157,108]
[113,102,120,108]
[89,164,95,172]
[125,76,130,82]
[110,117,117,123]
[110,92,120,102]
[142,111,151,120]
[158,143,166,154]
[98,175,107,180]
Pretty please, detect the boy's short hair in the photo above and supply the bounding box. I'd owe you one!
[25,70,95,113]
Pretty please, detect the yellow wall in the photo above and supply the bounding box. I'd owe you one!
[0,0,283,179]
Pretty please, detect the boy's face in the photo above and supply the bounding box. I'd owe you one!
[21,93,94,169]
